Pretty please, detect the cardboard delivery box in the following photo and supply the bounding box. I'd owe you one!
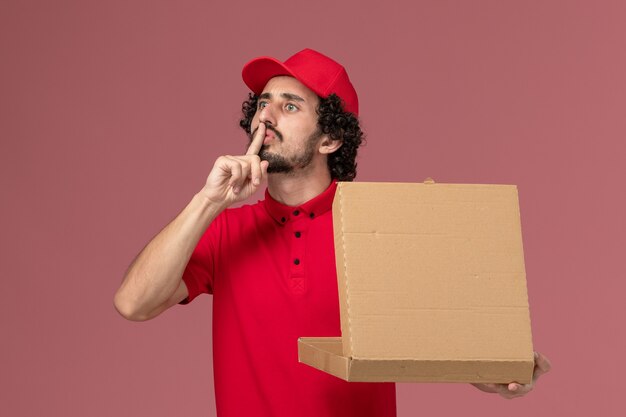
[298,180,534,384]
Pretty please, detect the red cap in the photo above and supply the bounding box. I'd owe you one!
[242,48,359,115]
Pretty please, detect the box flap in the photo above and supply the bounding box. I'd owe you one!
[332,182,533,363]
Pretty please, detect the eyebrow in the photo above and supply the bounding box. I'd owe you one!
[258,92,306,102]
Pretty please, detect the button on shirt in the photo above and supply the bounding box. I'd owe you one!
[181,180,396,417]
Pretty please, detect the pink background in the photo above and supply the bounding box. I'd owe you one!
[2,1,624,416]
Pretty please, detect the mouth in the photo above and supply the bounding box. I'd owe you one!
[265,125,283,142]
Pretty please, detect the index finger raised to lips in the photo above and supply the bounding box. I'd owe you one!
[246,122,265,156]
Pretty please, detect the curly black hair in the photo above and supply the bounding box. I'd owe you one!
[239,93,364,181]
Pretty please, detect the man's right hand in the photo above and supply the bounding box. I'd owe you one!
[200,122,269,208]
[115,125,270,321]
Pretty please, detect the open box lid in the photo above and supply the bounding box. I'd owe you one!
[298,181,535,383]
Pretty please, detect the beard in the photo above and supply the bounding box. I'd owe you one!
[252,126,323,174]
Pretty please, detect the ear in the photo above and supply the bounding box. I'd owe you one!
[318,135,343,155]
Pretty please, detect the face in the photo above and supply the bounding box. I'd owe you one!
[249,76,324,174]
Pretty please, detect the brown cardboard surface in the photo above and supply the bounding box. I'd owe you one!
[298,181,534,383]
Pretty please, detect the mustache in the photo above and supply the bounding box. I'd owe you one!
[252,123,283,142]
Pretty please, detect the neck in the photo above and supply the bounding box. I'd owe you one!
[267,167,333,206]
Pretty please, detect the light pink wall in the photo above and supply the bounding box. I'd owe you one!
[2,1,624,416]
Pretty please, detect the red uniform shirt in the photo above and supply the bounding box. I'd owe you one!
[181,181,396,417]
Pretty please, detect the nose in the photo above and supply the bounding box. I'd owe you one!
[258,102,276,126]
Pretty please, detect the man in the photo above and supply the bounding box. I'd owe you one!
[114,49,551,417]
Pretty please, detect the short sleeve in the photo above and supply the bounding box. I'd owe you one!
[179,213,222,304]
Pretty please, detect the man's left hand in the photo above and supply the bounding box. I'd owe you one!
[471,351,552,399]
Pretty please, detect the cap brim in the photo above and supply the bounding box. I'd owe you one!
[242,57,296,95]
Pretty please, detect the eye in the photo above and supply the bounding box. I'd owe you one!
[285,103,298,112]
[258,101,268,109]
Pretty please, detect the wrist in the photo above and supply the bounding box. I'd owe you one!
[194,189,228,216]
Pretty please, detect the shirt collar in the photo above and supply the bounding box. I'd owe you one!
[264,180,338,225]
